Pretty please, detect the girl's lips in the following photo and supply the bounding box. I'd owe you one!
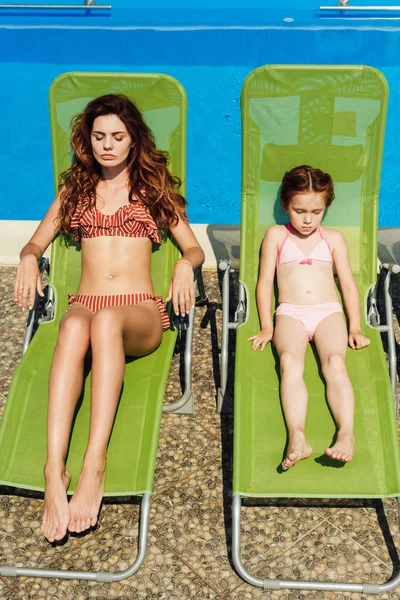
[101,154,116,159]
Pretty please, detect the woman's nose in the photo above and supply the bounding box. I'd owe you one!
[103,136,113,150]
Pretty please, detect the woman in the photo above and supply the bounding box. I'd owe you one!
[15,94,204,542]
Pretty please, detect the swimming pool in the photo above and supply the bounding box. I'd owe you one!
[1,0,400,226]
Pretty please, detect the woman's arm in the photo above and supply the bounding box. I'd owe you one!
[331,230,370,349]
[15,193,62,310]
[167,217,205,316]
[248,226,278,350]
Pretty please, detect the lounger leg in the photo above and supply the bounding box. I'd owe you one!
[0,493,151,582]
[232,494,400,593]
[163,279,197,414]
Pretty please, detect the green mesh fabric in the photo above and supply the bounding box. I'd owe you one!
[0,73,186,495]
[234,65,400,498]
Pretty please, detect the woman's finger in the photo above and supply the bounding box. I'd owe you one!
[182,289,189,316]
[36,275,44,297]
[28,283,37,310]
[189,282,195,310]
[173,286,180,316]
[185,287,191,315]
[166,282,173,302]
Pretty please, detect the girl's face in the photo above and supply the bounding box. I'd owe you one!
[91,114,133,169]
[286,191,327,236]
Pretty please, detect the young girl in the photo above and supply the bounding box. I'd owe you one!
[248,165,370,471]
[14,94,204,543]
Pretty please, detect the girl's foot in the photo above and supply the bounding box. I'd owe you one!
[325,432,354,463]
[68,457,106,534]
[282,432,313,470]
[41,467,71,542]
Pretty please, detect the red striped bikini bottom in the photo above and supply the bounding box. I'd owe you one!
[68,293,170,331]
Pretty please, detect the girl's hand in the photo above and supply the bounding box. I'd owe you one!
[14,254,44,311]
[166,259,194,316]
[348,330,370,350]
[247,326,274,351]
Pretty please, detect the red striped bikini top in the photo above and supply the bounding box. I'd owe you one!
[277,223,332,267]
[70,197,161,244]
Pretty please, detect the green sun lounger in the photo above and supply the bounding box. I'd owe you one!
[219,65,400,594]
[0,72,196,582]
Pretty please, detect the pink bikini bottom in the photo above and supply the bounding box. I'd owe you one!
[68,293,170,331]
[276,302,342,341]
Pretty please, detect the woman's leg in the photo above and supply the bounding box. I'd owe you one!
[41,304,93,542]
[313,312,354,462]
[274,315,311,470]
[68,300,163,534]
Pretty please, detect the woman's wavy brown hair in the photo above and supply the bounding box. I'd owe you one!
[56,94,187,234]
[280,165,334,211]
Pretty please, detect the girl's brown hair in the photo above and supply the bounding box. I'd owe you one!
[280,165,334,210]
[56,94,187,234]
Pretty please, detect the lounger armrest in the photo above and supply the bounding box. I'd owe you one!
[217,259,247,412]
[368,263,399,413]
[22,257,52,355]
[163,269,203,415]
[171,266,208,331]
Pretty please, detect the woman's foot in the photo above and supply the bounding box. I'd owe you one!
[282,431,313,470]
[68,456,106,534]
[41,466,71,542]
[325,431,355,463]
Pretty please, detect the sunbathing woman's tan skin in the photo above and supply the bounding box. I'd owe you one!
[248,166,369,471]
[15,96,204,542]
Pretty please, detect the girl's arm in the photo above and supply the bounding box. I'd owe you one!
[167,217,205,316]
[247,227,279,350]
[331,231,370,350]
[15,193,62,310]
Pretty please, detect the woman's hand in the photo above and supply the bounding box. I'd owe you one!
[14,254,44,310]
[166,259,195,316]
[348,330,370,350]
[247,325,274,351]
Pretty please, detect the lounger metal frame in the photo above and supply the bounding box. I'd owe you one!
[220,259,400,593]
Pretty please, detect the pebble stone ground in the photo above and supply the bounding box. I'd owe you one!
[0,266,399,600]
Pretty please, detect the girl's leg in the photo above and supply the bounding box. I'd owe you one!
[313,312,355,462]
[68,300,163,534]
[41,304,93,542]
[274,315,311,470]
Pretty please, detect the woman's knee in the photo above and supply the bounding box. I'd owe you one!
[322,353,347,380]
[90,308,122,342]
[279,352,304,378]
[57,312,91,351]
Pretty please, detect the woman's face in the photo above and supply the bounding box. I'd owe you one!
[91,114,133,169]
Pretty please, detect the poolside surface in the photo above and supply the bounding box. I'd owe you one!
[0,266,399,600]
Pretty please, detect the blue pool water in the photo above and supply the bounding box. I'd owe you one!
[1,1,400,225]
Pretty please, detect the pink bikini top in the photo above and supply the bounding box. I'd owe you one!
[70,196,161,244]
[277,223,332,267]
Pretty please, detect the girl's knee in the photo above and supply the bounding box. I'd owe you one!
[279,352,304,377]
[322,353,347,379]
